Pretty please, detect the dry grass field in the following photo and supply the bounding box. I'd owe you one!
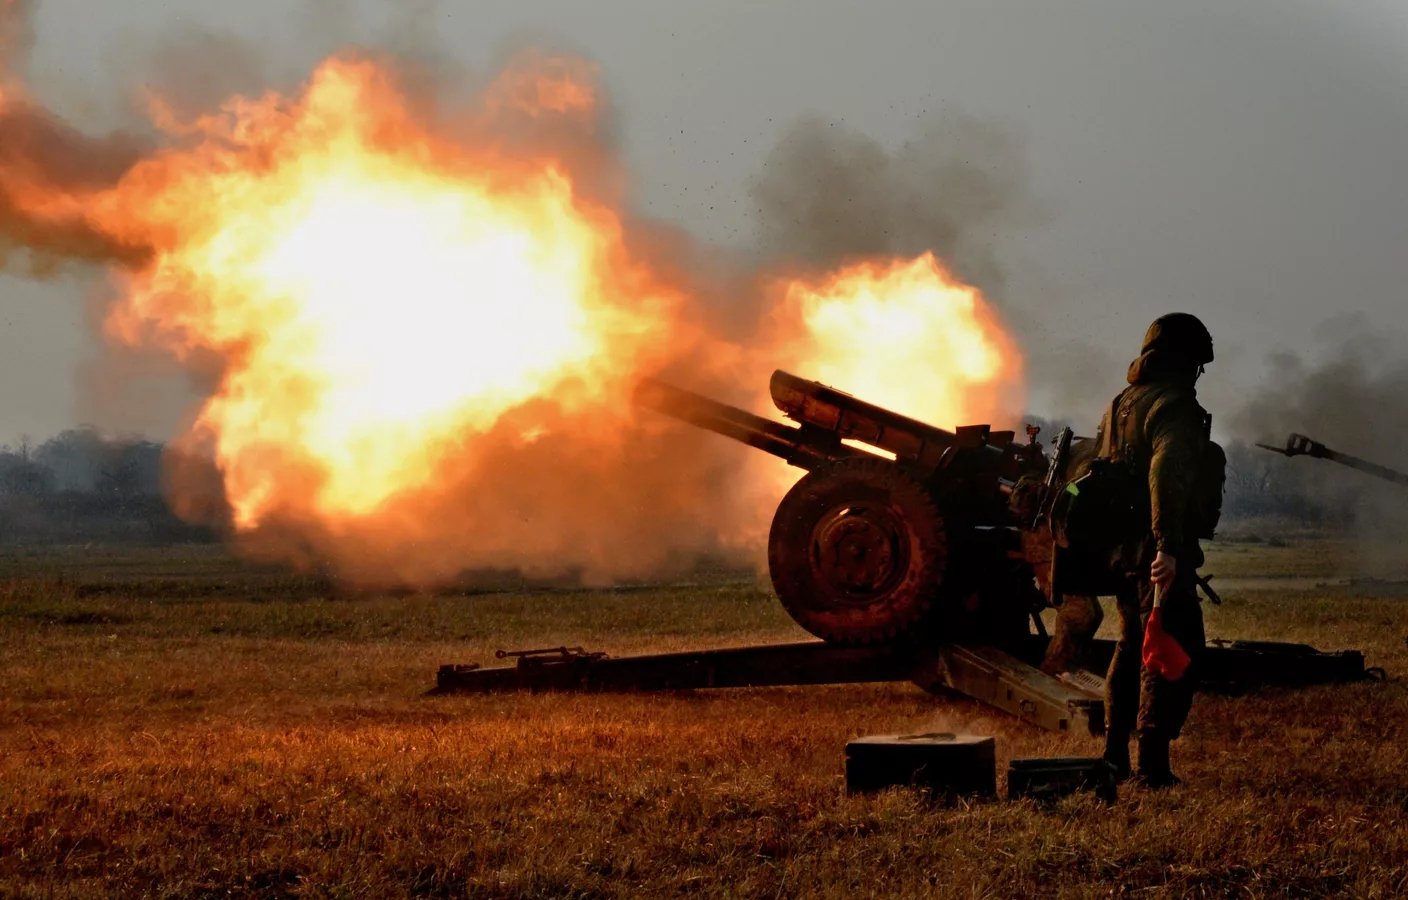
[3,536,1408,898]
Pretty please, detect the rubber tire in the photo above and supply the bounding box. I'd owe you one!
[768,457,948,645]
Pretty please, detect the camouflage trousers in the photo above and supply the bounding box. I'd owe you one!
[1041,594,1105,675]
[1105,566,1206,739]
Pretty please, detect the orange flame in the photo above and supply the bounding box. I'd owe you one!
[0,45,1027,582]
[483,51,598,118]
[769,253,1023,429]
[88,57,680,530]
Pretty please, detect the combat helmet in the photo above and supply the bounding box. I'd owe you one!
[1141,313,1213,365]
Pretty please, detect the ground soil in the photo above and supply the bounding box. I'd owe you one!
[2,537,1407,897]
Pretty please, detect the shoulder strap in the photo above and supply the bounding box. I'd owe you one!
[1097,388,1129,460]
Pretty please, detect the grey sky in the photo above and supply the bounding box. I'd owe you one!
[2,0,1406,445]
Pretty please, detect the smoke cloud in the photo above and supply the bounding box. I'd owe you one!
[0,2,1032,586]
[0,104,149,270]
[750,112,1043,297]
[1229,318,1408,534]
[1234,325,1408,463]
[0,0,32,70]
[0,2,149,272]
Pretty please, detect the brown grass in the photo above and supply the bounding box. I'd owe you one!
[2,539,1408,897]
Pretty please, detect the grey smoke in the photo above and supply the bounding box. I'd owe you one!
[0,0,33,71]
[1228,318,1408,535]
[749,111,1044,295]
[1234,322,1408,470]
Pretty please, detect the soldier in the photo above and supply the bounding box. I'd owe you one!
[1098,313,1218,788]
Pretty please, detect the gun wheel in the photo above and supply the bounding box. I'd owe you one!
[769,457,948,645]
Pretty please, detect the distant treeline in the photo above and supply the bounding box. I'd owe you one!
[0,428,217,545]
[0,427,1398,547]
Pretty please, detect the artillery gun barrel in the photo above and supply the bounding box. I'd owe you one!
[634,377,871,470]
[769,370,1024,473]
[1256,433,1408,488]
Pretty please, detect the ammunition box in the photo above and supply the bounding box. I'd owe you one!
[1007,756,1117,804]
[844,733,996,800]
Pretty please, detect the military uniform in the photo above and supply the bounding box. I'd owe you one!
[1041,593,1105,676]
[1097,314,1216,786]
[1040,437,1105,677]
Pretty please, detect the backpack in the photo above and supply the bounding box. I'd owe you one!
[1048,388,1224,594]
[1191,433,1226,540]
[1048,455,1145,595]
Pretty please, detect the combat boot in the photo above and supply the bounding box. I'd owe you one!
[1101,730,1132,781]
[1133,732,1181,789]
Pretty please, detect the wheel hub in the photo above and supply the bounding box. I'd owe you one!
[812,506,905,596]
[769,457,948,645]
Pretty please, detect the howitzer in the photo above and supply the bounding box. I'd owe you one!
[1257,433,1408,488]
[436,374,1373,733]
[637,371,1047,645]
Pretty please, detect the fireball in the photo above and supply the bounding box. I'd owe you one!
[85,58,678,528]
[0,40,1025,583]
[769,253,1023,430]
